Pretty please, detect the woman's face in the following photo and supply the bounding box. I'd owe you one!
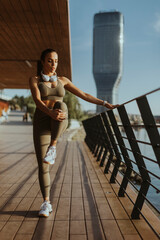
[42,51,58,75]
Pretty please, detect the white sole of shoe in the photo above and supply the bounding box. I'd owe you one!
[39,213,49,217]
[39,210,52,217]
[43,160,55,165]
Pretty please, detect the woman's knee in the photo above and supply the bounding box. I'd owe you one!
[53,101,67,112]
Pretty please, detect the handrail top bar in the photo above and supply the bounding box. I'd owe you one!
[117,87,160,107]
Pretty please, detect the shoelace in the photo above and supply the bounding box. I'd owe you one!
[46,148,56,156]
[41,202,49,210]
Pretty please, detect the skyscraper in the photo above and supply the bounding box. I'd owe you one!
[93,11,124,113]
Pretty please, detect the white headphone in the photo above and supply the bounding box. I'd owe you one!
[41,71,58,82]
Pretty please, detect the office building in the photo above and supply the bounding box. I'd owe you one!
[93,11,124,113]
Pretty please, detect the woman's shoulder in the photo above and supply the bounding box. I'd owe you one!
[29,75,40,85]
[58,76,70,85]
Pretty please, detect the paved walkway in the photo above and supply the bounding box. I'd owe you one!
[0,110,159,240]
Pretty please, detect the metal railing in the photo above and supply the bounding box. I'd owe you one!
[82,88,160,238]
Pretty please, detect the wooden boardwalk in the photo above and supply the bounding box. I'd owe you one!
[0,111,159,240]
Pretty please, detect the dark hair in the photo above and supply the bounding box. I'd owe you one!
[37,48,57,76]
[40,48,57,62]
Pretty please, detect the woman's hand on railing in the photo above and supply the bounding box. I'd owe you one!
[104,101,120,109]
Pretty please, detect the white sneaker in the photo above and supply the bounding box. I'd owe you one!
[39,201,52,217]
[44,146,56,165]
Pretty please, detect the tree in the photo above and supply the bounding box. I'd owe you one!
[63,90,84,125]
[10,91,90,124]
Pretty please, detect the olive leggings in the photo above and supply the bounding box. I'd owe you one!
[33,101,68,199]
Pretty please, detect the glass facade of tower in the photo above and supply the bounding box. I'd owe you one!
[93,11,124,113]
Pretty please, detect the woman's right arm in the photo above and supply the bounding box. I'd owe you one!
[29,77,65,121]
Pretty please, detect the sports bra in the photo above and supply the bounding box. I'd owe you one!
[38,77,65,101]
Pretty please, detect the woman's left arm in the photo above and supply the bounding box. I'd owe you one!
[62,77,119,109]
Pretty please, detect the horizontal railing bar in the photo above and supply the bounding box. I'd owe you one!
[117,124,160,128]
[108,146,138,166]
[146,180,160,193]
[136,152,158,164]
[117,87,160,106]
[107,154,160,199]
[114,144,158,164]
[108,162,140,192]
[119,152,138,166]
[114,133,160,149]
[121,136,152,146]
[121,185,160,219]
[141,193,160,214]
[119,146,158,164]
[106,153,160,193]
[141,166,160,180]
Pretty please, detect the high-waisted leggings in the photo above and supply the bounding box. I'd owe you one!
[33,101,68,199]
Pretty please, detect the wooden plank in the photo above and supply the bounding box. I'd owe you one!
[83,198,98,220]
[50,183,62,198]
[70,235,87,240]
[91,183,106,198]
[71,197,84,220]
[61,183,71,198]
[101,183,117,198]
[0,197,22,221]
[86,219,106,240]
[117,219,138,235]
[132,220,158,240]
[0,221,22,240]
[25,183,40,198]
[16,220,38,235]
[95,197,114,220]
[105,196,129,220]
[123,235,141,240]
[0,222,6,231]
[70,220,86,235]
[0,184,13,197]
[25,197,42,221]
[51,220,69,240]
[101,220,123,240]
[72,183,83,198]
[14,234,33,240]
[55,197,70,221]
[14,184,33,198]
[32,219,53,240]
[0,197,8,209]
[10,197,35,221]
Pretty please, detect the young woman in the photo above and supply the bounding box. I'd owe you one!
[29,48,118,217]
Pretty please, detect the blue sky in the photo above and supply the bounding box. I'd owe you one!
[4,0,160,114]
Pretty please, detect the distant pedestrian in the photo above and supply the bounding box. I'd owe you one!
[2,109,8,122]
[23,112,28,122]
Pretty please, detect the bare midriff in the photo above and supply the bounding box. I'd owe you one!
[42,100,62,109]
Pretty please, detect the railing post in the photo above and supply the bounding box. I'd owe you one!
[99,114,113,167]
[93,116,102,157]
[107,110,133,197]
[96,115,104,162]
[101,112,122,183]
[136,96,160,167]
[117,105,151,219]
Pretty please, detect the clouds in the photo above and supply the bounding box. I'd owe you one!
[154,13,160,33]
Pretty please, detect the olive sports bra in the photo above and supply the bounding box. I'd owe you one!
[38,77,65,101]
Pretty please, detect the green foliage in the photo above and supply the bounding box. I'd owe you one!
[27,103,36,120]
[63,90,84,126]
[10,91,92,124]
[10,95,35,110]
